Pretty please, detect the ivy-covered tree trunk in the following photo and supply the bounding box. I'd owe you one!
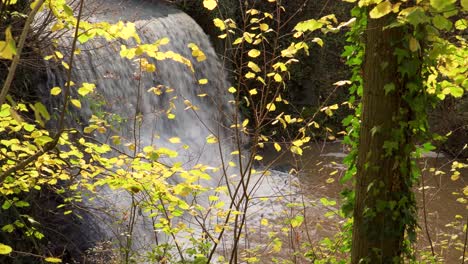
[351,14,415,263]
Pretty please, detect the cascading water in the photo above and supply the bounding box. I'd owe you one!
[42,0,240,256]
[41,0,300,261]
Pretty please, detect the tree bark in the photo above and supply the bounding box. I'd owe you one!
[351,14,413,264]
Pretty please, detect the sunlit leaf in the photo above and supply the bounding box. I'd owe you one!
[50,87,62,96]
[0,244,12,255]
[203,0,217,10]
[44,257,62,263]
[369,1,392,19]
[248,49,261,58]
[169,137,181,144]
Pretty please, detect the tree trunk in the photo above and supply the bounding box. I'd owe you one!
[351,14,414,263]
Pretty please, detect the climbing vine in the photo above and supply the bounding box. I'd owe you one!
[341,0,467,262]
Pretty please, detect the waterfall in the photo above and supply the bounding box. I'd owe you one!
[42,0,240,258]
[40,1,301,261]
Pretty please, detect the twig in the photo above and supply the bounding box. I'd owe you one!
[0,0,45,106]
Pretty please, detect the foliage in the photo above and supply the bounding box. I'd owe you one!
[340,0,467,262]
[0,0,466,263]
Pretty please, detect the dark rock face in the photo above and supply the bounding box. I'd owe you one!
[430,97,468,158]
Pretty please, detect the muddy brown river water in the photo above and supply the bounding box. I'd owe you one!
[252,141,467,263]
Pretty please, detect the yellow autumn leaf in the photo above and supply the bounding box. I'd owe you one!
[369,1,392,19]
[228,87,237,93]
[290,145,303,155]
[70,99,81,108]
[245,72,256,79]
[259,23,269,31]
[266,102,276,111]
[249,89,258,95]
[292,139,304,147]
[247,61,261,72]
[248,49,261,58]
[0,243,12,255]
[0,27,16,60]
[326,178,335,184]
[206,134,218,144]
[50,87,62,96]
[274,143,281,152]
[273,73,282,82]
[44,257,62,263]
[169,137,181,144]
[61,61,70,70]
[451,171,460,181]
[409,37,420,52]
[203,0,217,10]
[213,18,225,30]
[199,79,208,85]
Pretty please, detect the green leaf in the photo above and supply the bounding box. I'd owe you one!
[430,0,456,11]
[455,19,467,30]
[2,224,14,233]
[462,0,468,11]
[290,215,304,228]
[403,7,430,26]
[369,1,392,19]
[432,15,452,30]
[320,197,337,206]
[450,86,464,98]
[294,19,323,32]
[0,244,12,255]
[14,201,30,208]
[33,102,50,121]
[2,200,12,210]
[62,4,73,16]
[35,135,54,146]
[384,83,396,95]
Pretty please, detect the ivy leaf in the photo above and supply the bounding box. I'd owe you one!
[0,244,12,255]
[450,86,464,98]
[430,0,456,11]
[462,0,468,11]
[369,1,392,19]
[432,15,452,30]
[455,19,467,30]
